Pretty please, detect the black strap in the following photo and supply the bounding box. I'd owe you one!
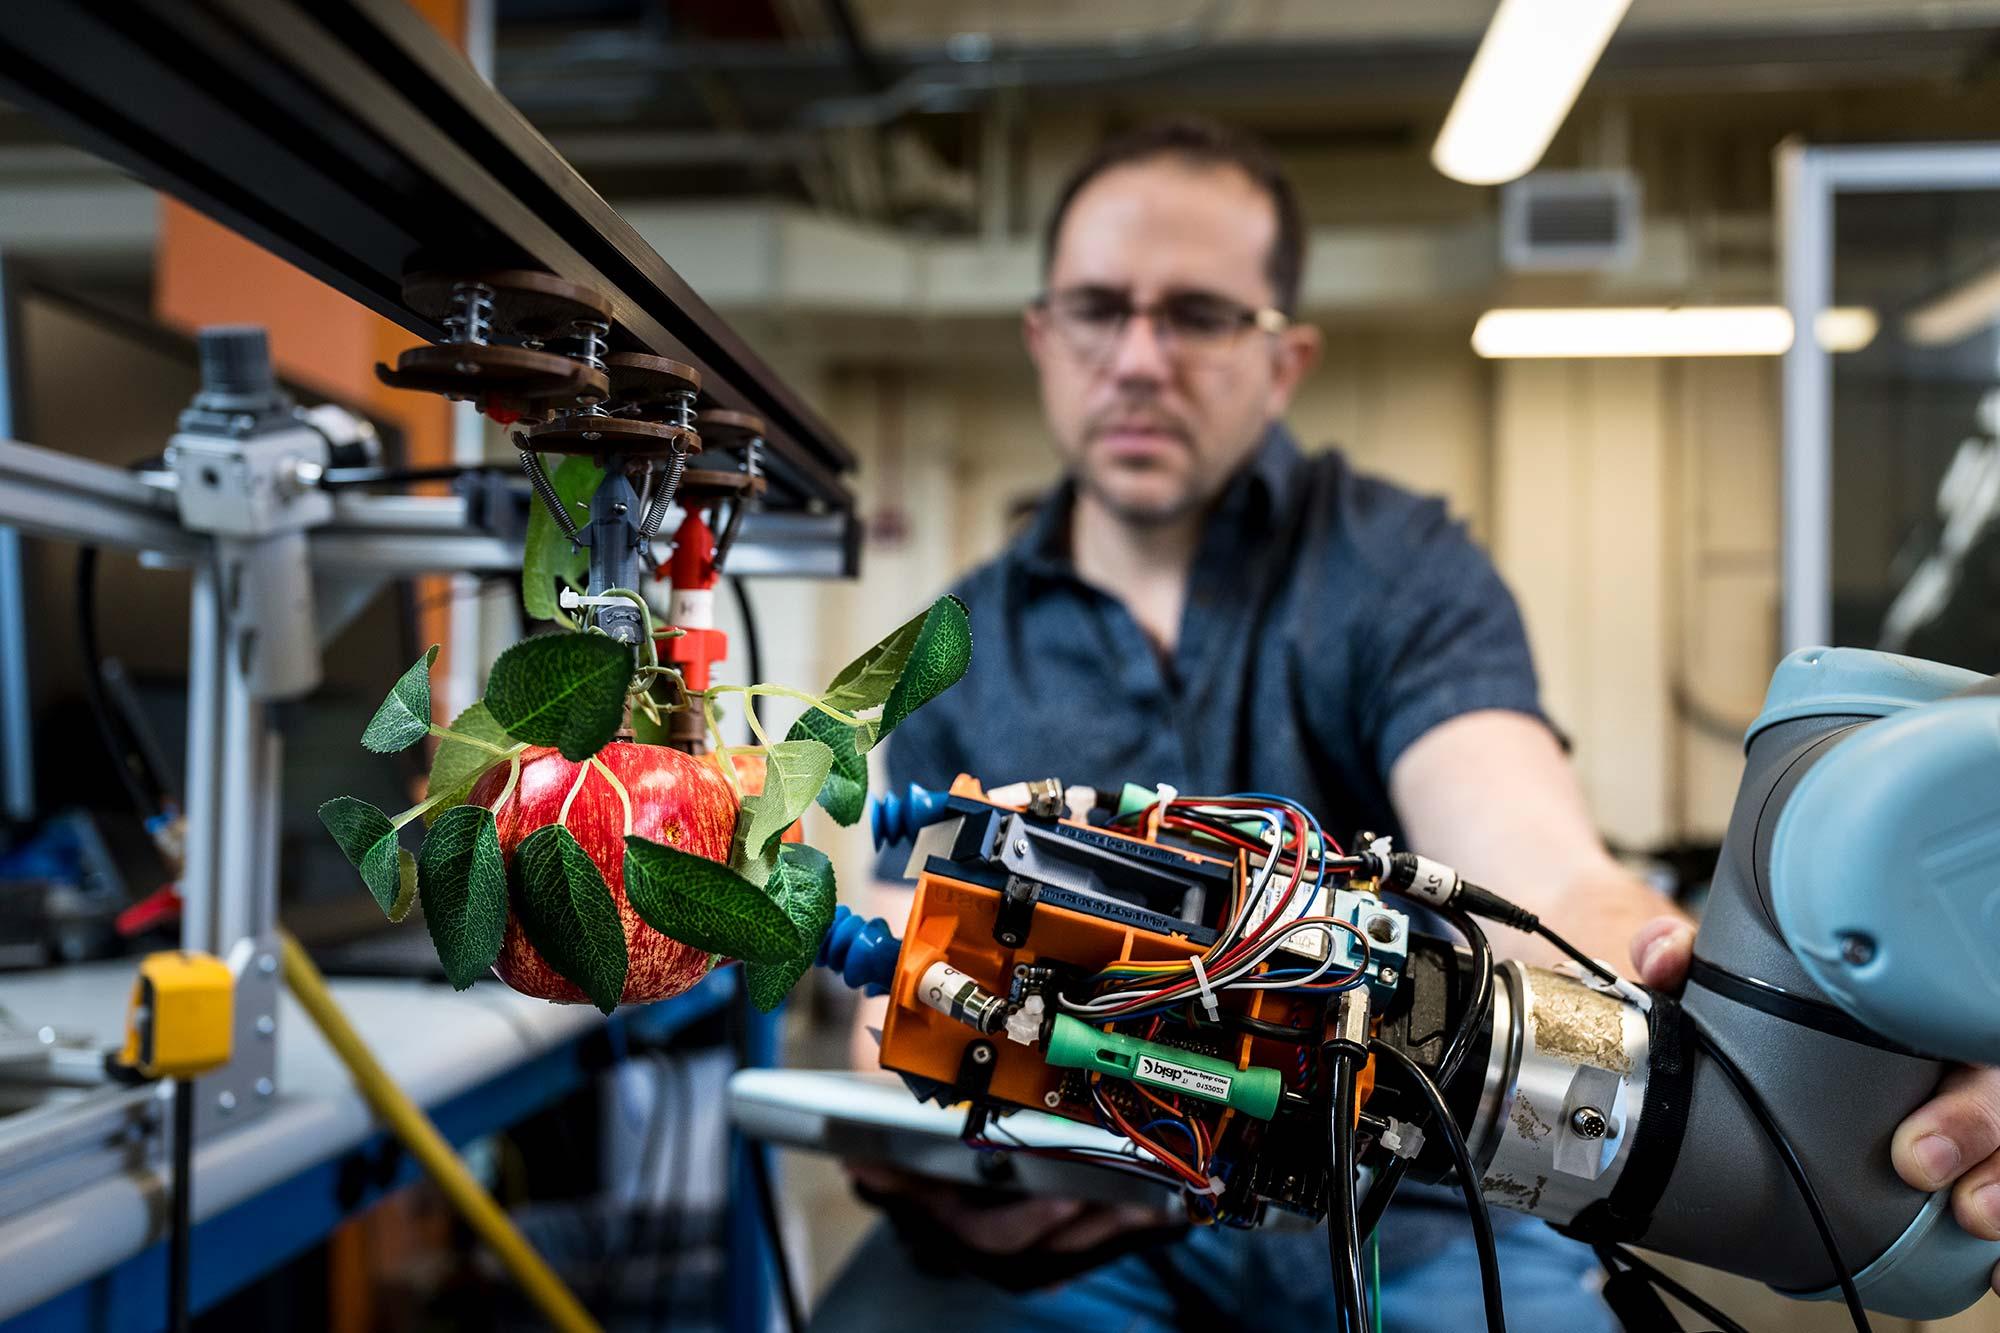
[1687,956,1933,1059]
[1559,989,1694,1245]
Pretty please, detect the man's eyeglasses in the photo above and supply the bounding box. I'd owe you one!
[1032,286,1290,366]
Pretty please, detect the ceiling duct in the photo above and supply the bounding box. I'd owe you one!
[1501,169,1641,272]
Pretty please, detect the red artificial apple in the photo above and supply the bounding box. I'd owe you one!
[472,740,739,1005]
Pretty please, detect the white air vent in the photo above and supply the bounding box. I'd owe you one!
[1501,169,1642,272]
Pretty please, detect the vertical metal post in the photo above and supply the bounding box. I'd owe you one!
[1778,141,1833,654]
[727,994,782,1333]
[179,559,225,957]
[0,255,34,822]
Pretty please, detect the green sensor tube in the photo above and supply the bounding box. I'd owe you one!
[1046,1013,1281,1120]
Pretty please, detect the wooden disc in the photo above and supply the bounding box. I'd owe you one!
[375,343,608,408]
[698,409,765,447]
[605,352,701,406]
[516,415,700,458]
[675,467,768,505]
[402,269,612,341]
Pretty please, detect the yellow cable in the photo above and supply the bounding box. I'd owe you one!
[279,932,602,1333]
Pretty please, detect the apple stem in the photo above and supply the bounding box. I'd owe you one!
[705,694,743,801]
[702,683,865,730]
[556,760,593,830]
[487,750,522,817]
[428,725,513,758]
[592,756,634,837]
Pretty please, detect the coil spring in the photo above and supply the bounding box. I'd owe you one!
[669,387,697,433]
[637,441,688,543]
[566,318,609,372]
[442,281,494,345]
[518,447,582,542]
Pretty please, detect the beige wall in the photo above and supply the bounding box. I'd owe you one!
[780,328,1782,878]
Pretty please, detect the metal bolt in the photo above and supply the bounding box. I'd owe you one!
[217,1090,238,1114]
[1377,966,1400,988]
[1012,838,1029,857]
[256,1014,276,1037]
[1839,933,1876,966]
[971,1043,994,1065]
[1570,1106,1608,1140]
[582,430,602,442]
[258,953,277,975]
[1044,1091,1062,1108]
[255,1077,275,1098]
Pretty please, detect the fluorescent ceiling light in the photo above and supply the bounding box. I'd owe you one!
[1815,306,1878,354]
[1432,0,1634,186]
[1472,306,1878,359]
[1903,261,2000,346]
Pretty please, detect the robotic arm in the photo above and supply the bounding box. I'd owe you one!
[819,646,2000,1329]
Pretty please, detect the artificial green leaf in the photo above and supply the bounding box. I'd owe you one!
[361,645,439,754]
[417,805,507,989]
[745,844,840,1012]
[728,739,832,865]
[875,595,971,745]
[523,456,600,622]
[485,632,633,762]
[623,836,804,964]
[423,700,519,826]
[819,605,931,714]
[319,796,415,921]
[787,707,867,826]
[731,819,781,891]
[510,825,627,1013]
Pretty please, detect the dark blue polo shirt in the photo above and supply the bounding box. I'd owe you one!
[882,425,1548,842]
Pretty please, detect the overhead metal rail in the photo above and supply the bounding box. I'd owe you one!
[0,0,856,557]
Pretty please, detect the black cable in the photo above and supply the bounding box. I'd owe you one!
[1532,922,1620,987]
[1357,907,1492,1238]
[1596,1245,1753,1333]
[169,1078,193,1333]
[1327,1047,1369,1333]
[1369,1040,1506,1333]
[1689,1022,1871,1332]
[75,546,163,821]
[729,576,764,733]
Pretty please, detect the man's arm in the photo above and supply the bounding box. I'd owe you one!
[1388,706,2000,1296]
[1385,708,1687,966]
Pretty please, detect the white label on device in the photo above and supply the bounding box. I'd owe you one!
[1134,1055,1231,1102]
[670,587,714,627]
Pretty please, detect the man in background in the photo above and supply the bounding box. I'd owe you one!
[812,119,2000,1330]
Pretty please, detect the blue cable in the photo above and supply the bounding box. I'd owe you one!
[1138,1117,1201,1156]
[1226,791,1331,907]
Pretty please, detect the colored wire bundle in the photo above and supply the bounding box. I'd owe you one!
[1067,794,1371,1020]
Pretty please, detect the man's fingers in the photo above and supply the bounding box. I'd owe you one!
[1629,916,1695,990]
[1044,1204,1178,1254]
[1891,1066,2000,1193]
[931,1194,1087,1255]
[1949,1150,2000,1243]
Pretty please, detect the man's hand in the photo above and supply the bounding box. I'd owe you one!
[1631,915,2000,1298]
[845,1161,1178,1257]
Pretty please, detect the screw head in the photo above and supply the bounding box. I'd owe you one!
[1570,1106,1608,1140]
[1011,838,1030,857]
[1044,1091,1062,1108]
[256,1014,276,1037]
[255,1077,275,1098]
[217,1090,238,1113]
[1839,933,1876,966]
[582,430,602,442]
[258,953,277,975]
[971,1043,994,1065]
[1377,966,1400,988]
